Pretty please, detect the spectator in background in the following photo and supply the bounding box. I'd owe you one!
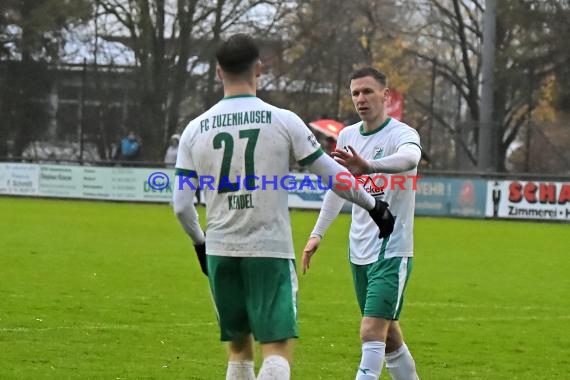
[164,134,180,167]
[118,131,141,162]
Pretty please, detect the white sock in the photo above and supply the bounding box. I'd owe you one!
[385,343,419,380]
[226,360,255,380]
[256,355,290,380]
[355,341,385,380]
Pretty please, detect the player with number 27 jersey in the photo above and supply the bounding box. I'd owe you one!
[176,94,323,259]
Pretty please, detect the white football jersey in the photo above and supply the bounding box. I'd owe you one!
[176,95,323,259]
[337,118,421,264]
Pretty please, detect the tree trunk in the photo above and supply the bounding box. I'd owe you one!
[205,0,224,108]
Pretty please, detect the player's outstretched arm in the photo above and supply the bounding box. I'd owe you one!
[333,143,421,175]
[308,154,395,239]
[331,145,370,176]
[286,111,394,238]
[307,154,375,211]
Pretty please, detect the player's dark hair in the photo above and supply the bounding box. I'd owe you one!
[216,34,260,74]
[349,67,387,87]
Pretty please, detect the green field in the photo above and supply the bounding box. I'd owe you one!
[1,197,569,379]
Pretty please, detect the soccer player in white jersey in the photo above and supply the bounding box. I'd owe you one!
[303,67,422,380]
[173,36,395,380]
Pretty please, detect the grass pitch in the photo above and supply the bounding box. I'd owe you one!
[1,197,569,379]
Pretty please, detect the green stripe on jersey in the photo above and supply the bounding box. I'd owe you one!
[222,94,257,100]
[298,148,324,167]
[175,168,197,177]
[360,117,391,136]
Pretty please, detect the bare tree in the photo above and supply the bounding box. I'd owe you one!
[271,0,403,120]
[0,0,92,157]
[201,0,289,107]
[96,0,287,160]
[398,0,569,171]
[94,0,206,159]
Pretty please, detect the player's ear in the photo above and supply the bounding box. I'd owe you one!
[254,59,262,78]
[216,64,223,81]
[383,87,391,103]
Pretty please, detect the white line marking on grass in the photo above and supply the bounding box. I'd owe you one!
[407,302,567,311]
[0,322,215,333]
[6,294,157,300]
[438,315,570,322]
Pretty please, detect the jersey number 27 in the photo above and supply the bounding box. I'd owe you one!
[213,129,260,193]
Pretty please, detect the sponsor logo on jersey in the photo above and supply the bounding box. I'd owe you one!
[373,147,384,159]
[357,175,385,196]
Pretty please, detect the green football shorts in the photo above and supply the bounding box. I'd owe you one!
[207,255,298,343]
[350,251,413,320]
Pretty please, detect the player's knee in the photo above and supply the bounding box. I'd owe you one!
[360,327,383,342]
[360,317,389,342]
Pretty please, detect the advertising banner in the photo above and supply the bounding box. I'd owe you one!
[80,167,176,202]
[486,180,570,221]
[4,162,567,222]
[415,177,487,217]
[286,172,352,212]
[287,173,328,210]
[137,168,176,202]
[38,164,83,198]
[37,165,177,202]
[0,163,39,195]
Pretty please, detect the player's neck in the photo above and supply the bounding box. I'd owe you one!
[362,114,389,133]
[223,80,257,98]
